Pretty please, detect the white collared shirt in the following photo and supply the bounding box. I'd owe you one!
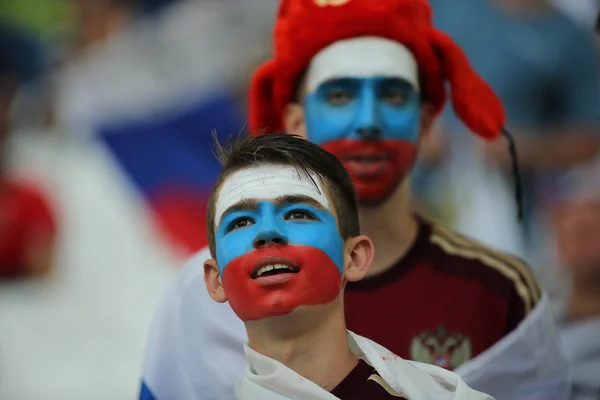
[236,331,494,400]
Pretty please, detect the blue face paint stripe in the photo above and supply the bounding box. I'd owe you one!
[304,76,421,145]
[354,79,379,132]
[215,201,345,275]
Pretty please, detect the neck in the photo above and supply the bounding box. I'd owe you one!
[358,180,419,276]
[566,278,600,321]
[246,301,357,391]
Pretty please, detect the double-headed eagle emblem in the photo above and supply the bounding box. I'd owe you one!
[410,326,472,369]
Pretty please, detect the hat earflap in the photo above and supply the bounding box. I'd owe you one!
[429,30,505,141]
[248,60,281,133]
[430,30,524,222]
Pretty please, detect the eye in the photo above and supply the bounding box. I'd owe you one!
[326,88,354,105]
[380,88,407,106]
[285,210,317,221]
[226,217,255,232]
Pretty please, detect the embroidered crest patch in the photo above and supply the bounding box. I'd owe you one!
[410,326,472,369]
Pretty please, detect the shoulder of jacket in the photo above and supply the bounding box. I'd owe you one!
[428,222,542,313]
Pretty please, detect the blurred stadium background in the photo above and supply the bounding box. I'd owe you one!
[0,0,598,399]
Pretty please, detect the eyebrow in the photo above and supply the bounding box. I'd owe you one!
[378,77,416,90]
[217,195,326,226]
[218,198,259,226]
[321,77,359,86]
[322,76,416,92]
[273,195,326,210]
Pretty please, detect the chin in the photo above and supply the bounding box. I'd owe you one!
[249,300,344,332]
[353,175,410,207]
[356,187,399,207]
[233,290,343,322]
[322,138,417,207]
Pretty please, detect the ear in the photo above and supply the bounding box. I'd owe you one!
[343,235,375,282]
[204,259,228,303]
[282,102,308,139]
[419,102,436,138]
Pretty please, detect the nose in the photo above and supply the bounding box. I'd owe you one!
[356,126,382,140]
[253,227,288,249]
[353,81,382,141]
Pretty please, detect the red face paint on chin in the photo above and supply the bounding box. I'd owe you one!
[221,245,342,322]
[321,139,418,205]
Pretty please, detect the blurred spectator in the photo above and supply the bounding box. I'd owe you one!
[553,17,600,399]
[69,0,138,60]
[556,198,600,320]
[430,0,599,171]
[554,192,600,399]
[0,28,57,279]
[419,0,599,258]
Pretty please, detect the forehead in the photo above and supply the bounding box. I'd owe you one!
[214,164,330,224]
[305,36,419,94]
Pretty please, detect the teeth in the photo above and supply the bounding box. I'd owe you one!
[256,265,274,277]
[256,263,293,277]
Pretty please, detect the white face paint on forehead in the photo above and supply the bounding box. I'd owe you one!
[305,36,420,94]
[214,164,330,228]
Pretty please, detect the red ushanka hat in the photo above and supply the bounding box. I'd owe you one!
[249,0,506,141]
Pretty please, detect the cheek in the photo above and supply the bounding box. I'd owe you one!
[379,102,421,142]
[304,96,356,144]
[215,227,257,273]
[285,223,345,274]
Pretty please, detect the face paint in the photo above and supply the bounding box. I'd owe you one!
[303,37,422,205]
[214,165,345,321]
[305,36,420,94]
[214,164,329,228]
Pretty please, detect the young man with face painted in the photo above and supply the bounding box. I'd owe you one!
[202,132,493,400]
[139,1,569,399]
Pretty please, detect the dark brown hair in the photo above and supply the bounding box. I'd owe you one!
[206,131,360,257]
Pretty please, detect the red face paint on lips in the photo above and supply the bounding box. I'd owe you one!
[221,245,342,322]
[321,139,418,205]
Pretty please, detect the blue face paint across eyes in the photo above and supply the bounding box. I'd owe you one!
[303,77,422,145]
[214,201,345,275]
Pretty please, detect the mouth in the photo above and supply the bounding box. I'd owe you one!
[342,152,389,163]
[251,257,300,279]
[342,153,391,178]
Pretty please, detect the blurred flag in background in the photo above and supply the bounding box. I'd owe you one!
[54,0,274,256]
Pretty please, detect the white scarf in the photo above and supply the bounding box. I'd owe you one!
[559,316,600,399]
[235,331,494,400]
[455,296,571,400]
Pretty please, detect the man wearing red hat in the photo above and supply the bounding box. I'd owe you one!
[140,1,570,399]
